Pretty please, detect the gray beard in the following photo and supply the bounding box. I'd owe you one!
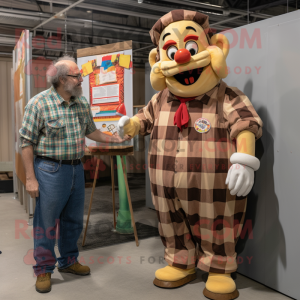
[64,81,83,98]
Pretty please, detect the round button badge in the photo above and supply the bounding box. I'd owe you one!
[194,118,211,133]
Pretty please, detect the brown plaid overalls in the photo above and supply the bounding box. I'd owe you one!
[136,81,262,273]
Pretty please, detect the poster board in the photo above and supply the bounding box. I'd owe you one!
[13,30,30,186]
[77,41,133,147]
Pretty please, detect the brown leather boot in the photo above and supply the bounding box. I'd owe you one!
[58,262,90,276]
[35,273,51,293]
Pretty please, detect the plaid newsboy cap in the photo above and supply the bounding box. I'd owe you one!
[149,9,213,46]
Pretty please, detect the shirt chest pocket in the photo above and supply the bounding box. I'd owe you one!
[46,118,67,139]
[79,116,88,135]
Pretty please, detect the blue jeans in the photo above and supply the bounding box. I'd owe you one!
[33,157,85,276]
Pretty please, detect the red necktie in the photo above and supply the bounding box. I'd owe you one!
[174,96,196,131]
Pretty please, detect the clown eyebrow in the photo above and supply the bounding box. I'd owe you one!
[186,26,196,32]
[162,40,177,50]
[162,33,171,40]
[184,34,199,42]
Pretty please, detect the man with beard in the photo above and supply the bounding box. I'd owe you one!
[19,56,130,293]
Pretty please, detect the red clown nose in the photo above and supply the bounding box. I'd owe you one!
[174,49,191,64]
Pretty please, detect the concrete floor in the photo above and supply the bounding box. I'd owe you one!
[0,192,292,300]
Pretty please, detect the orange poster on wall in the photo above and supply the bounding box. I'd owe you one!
[77,45,133,146]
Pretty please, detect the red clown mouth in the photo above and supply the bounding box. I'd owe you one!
[173,67,203,86]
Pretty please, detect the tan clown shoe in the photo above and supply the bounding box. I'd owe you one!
[153,265,197,288]
[203,273,239,300]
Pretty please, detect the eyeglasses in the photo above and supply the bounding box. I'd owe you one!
[66,74,82,80]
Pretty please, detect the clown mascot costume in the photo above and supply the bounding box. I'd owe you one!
[118,10,262,300]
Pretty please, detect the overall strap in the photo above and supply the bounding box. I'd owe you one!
[216,80,227,123]
[155,88,168,114]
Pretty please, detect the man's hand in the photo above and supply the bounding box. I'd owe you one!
[21,145,38,198]
[113,134,132,143]
[87,129,132,143]
[26,178,39,198]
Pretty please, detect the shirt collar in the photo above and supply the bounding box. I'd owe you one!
[70,96,79,106]
[50,86,78,107]
[166,84,219,105]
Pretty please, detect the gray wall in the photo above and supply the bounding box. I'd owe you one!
[144,11,300,299]
[223,10,300,300]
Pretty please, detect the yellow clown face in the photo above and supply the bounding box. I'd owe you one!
[149,20,230,97]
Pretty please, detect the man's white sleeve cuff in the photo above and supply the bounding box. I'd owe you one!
[230,152,260,171]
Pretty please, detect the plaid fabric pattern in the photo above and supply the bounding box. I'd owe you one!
[19,86,97,160]
[136,81,262,273]
[149,10,214,62]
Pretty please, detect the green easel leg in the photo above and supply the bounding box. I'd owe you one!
[115,155,133,234]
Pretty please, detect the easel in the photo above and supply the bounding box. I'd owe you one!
[82,145,139,247]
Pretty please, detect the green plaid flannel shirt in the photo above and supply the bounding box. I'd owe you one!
[19,86,97,160]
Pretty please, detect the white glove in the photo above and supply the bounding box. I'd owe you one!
[225,153,260,197]
[117,116,130,139]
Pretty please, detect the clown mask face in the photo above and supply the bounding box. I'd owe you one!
[149,20,230,97]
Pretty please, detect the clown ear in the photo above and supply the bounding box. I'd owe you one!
[149,48,158,68]
[211,34,230,59]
